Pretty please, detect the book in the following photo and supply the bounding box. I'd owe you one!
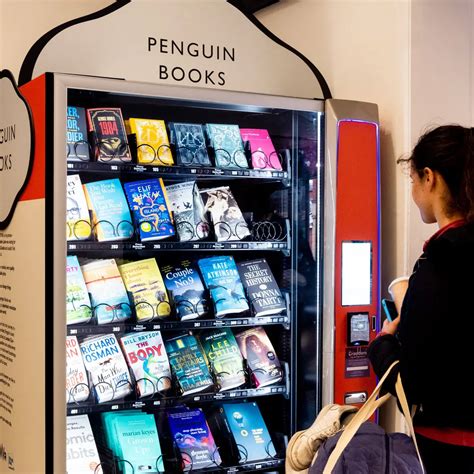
[165,334,213,395]
[219,401,276,462]
[200,186,250,241]
[80,334,133,403]
[199,328,245,391]
[235,327,282,388]
[118,258,171,321]
[128,117,174,166]
[198,256,249,318]
[66,255,92,325]
[168,122,211,166]
[123,178,175,242]
[120,331,172,396]
[66,106,90,162]
[66,336,89,403]
[240,128,282,170]
[66,174,92,240]
[167,407,221,471]
[81,259,131,325]
[86,107,131,162]
[166,181,210,241]
[66,415,101,473]
[161,259,209,321]
[205,123,248,169]
[237,259,285,317]
[83,178,134,242]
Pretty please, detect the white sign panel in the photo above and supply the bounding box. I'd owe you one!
[19,0,329,99]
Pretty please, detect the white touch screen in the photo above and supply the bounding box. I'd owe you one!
[342,241,372,306]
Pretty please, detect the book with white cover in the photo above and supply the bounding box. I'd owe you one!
[66,336,89,403]
[66,415,101,473]
[67,174,91,241]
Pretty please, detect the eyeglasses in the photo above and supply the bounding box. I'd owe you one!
[214,220,251,241]
[133,300,172,322]
[176,145,210,165]
[95,138,131,162]
[136,143,173,165]
[175,220,211,241]
[214,148,248,168]
[251,150,283,170]
[66,140,91,161]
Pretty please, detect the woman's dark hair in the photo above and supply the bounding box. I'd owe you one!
[399,125,474,222]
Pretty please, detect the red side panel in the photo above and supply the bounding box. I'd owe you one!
[334,120,379,404]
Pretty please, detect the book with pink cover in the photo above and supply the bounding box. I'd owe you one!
[240,128,282,171]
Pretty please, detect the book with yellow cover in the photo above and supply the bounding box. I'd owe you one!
[128,118,174,166]
[119,258,171,322]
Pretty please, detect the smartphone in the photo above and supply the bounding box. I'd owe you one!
[381,298,397,322]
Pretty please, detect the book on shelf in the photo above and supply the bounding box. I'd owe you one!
[80,333,133,403]
[235,327,283,388]
[240,128,282,171]
[118,258,171,321]
[199,328,245,391]
[123,178,175,242]
[66,336,89,403]
[66,106,90,162]
[66,174,91,241]
[167,407,221,471]
[120,331,172,396]
[205,123,248,169]
[168,122,211,166]
[237,259,285,317]
[165,333,214,395]
[81,259,131,324]
[86,107,131,162]
[127,117,174,166]
[83,178,134,242]
[166,181,210,242]
[161,259,209,321]
[200,186,250,241]
[198,256,249,318]
[66,415,101,474]
[66,255,92,325]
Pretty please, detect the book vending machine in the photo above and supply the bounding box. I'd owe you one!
[0,72,379,473]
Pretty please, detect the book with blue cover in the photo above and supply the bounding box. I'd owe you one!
[161,259,209,321]
[83,178,134,242]
[165,334,213,395]
[167,407,221,471]
[66,106,90,162]
[205,123,248,169]
[168,122,211,166]
[123,178,175,242]
[198,256,249,318]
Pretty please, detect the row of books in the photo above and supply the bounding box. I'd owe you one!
[67,106,283,170]
[67,174,251,243]
[67,255,285,325]
[66,326,282,404]
[67,401,276,473]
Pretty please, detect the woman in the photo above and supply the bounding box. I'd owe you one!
[368,125,474,473]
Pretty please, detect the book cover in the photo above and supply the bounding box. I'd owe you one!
[165,334,213,395]
[81,259,131,325]
[80,334,132,403]
[166,181,210,242]
[128,117,174,166]
[118,258,171,321]
[83,178,134,242]
[123,178,175,242]
[161,259,208,321]
[220,401,276,462]
[120,331,172,396]
[167,407,221,471]
[66,106,90,162]
[67,174,91,241]
[86,107,131,162]
[235,327,282,388]
[237,259,285,317]
[240,128,282,171]
[66,255,92,325]
[200,186,250,241]
[198,256,249,318]
[206,123,248,169]
[168,122,211,166]
[66,415,101,474]
[198,328,245,391]
[66,336,89,403]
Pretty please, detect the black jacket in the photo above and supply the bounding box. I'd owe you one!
[368,222,474,429]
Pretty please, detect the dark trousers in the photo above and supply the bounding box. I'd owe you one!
[417,434,474,474]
